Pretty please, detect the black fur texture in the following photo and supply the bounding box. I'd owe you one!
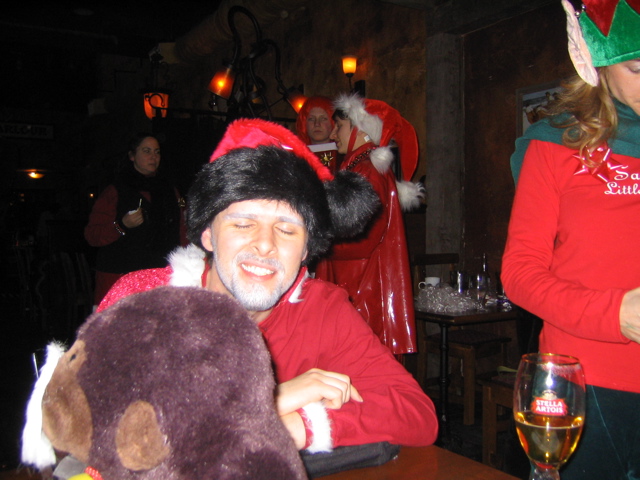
[325,171,381,239]
[186,146,379,265]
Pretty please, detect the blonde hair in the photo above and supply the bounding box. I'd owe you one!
[547,68,618,167]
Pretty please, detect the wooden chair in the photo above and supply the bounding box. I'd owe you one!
[478,372,516,468]
[9,244,36,322]
[412,253,511,425]
[73,251,94,320]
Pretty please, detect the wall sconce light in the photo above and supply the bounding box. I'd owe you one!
[207,6,304,119]
[342,55,357,90]
[207,65,236,100]
[143,91,170,119]
[17,169,45,179]
[341,55,365,97]
[285,87,307,114]
[27,170,45,179]
[142,51,171,119]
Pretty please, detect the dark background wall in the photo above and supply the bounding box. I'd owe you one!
[1,0,581,468]
[3,0,576,262]
[455,1,574,362]
[1,0,575,354]
[462,1,574,274]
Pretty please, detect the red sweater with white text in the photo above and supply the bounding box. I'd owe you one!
[503,137,640,393]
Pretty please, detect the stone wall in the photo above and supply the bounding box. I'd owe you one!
[168,0,428,180]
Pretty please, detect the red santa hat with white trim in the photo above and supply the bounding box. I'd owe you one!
[333,93,424,211]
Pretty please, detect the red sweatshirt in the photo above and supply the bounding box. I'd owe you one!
[502,139,640,393]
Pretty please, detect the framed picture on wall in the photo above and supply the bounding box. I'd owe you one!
[516,81,562,136]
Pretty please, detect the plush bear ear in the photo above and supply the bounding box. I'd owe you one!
[116,400,170,471]
[42,340,93,464]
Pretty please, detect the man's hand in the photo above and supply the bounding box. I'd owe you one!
[620,287,640,344]
[276,368,363,416]
[280,411,306,450]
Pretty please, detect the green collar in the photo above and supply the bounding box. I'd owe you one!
[524,99,640,158]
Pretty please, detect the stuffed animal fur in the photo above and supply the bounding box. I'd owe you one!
[22,286,307,480]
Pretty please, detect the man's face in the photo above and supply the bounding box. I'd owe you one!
[200,199,308,319]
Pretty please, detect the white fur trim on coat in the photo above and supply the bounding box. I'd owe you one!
[371,147,424,211]
[21,342,66,469]
[168,244,207,287]
[369,146,394,175]
[396,180,425,212]
[302,401,333,453]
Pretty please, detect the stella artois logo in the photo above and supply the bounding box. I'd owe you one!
[531,390,568,416]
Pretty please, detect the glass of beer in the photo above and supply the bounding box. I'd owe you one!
[513,353,585,480]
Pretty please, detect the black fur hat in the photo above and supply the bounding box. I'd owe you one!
[187,119,380,265]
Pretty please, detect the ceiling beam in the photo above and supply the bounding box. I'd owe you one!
[379,0,556,36]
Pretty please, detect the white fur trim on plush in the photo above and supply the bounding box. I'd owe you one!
[168,244,207,287]
[334,93,382,145]
[21,342,66,469]
[302,401,333,453]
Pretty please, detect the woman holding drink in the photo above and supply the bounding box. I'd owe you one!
[503,0,640,478]
[85,133,186,305]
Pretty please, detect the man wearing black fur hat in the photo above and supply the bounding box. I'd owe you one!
[99,119,438,454]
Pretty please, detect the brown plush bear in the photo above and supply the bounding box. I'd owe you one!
[21,286,307,480]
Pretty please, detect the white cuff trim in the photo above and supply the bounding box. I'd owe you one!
[302,401,333,453]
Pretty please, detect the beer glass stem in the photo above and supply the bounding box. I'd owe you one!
[531,465,560,480]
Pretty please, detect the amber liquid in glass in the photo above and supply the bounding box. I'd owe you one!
[515,412,583,468]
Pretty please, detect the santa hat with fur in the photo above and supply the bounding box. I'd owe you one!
[333,93,424,211]
[186,118,380,265]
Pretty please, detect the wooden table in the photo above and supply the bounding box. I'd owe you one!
[414,305,517,426]
[0,447,519,480]
[323,445,519,479]
[0,470,43,480]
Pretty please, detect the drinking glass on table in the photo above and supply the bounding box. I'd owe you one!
[475,273,488,302]
[513,353,585,480]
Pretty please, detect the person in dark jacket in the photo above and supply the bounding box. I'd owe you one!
[85,133,185,305]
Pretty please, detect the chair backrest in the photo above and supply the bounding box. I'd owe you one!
[73,252,94,319]
[411,253,459,294]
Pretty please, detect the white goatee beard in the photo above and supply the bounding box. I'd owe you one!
[215,251,294,312]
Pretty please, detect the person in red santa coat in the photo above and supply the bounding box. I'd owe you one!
[314,93,424,355]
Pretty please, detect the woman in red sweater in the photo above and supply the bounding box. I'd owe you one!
[502,1,640,478]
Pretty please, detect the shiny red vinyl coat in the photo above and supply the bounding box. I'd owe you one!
[315,143,417,354]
